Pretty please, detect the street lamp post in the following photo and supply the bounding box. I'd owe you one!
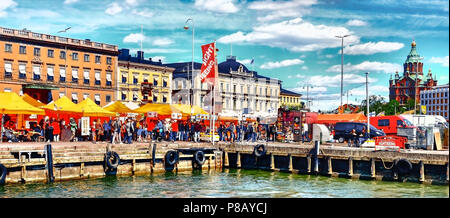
[303,82,313,111]
[414,57,424,115]
[365,72,370,136]
[336,34,350,110]
[184,18,194,113]
[58,27,71,96]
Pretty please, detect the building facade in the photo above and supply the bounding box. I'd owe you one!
[0,26,118,106]
[389,41,438,105]
[117,49,174,104]
[165,55,281,117]
[420,84,449,121]
[279,88,302,109]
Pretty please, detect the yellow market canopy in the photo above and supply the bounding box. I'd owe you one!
[65,98,115,117]
[41,96,82,113]
[134,103,180,116]
[103,101,136,114]
[172,104,209,115]
[22,94,46,107]
[0,92,45,115]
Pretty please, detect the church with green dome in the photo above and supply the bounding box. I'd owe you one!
[389,41,438,106]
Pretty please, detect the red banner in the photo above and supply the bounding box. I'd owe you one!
[200,42,216,84]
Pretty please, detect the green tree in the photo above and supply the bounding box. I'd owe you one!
[360,95,386,115]
[382,100,401,115]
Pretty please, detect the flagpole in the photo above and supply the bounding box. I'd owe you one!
[212,41,217,146]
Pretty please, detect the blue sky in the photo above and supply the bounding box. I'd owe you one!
[1,0,448,111]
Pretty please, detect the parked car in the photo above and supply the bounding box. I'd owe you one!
[370,115,415,135]
[333,122,385,143]
[400,115,449,129]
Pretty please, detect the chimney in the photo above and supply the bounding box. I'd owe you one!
[149,58,152,62]
[137,51,144,60]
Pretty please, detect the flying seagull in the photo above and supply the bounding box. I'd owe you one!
[58,27,71,33]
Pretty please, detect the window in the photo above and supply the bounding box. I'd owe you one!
[19,45,26,54]
[4,88,11,92]
[47,67,54,81]
[133,74,138,85]
[60,67,66,82]
[378,119,390,127]
[83,70,90,84]
[94,94,101,105]
[83,93,89,100]
[163,95,167,103]
[95,71,101,85]
[122,74,127,83]
[4,63,12,78]
[5,44,12,52]
[106,72,112,86]
[19,64,26,79]
[60,51,66,59]
[72,93,78,103]
[226,84,229,92]
[34,47,41,56]
[153,77,158,86]
[84,54,90,62]
[59,92,64,98]
[133,92,138,101]
[72,68,79,83]
[121,92,127,100]
[153,95,158,102]
[221,83,224,91]
[72,52,78,60]
[95,55,101,64]
[33,66,41,80]
[163,78,168,87]
[48,49,54,58]
[106,57,112,65]
[233,84,236,93]
[106,95,111,103]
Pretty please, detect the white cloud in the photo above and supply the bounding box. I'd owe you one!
[132,9,153,18]
[218,18,360,52]
[130,48,188,54]
[301,66,308,70]
[152,38,174,46]
[248,0,317,11]
[123,33,145,43]
[125,0,139,6]
[290,86,328,94]
[64,0,79,4]
[349,85,389,97]
[307,73,378,88]
[288,74,306,79]
[0,0,17,17]
[346,19,368,26]
[152,56,166,63]
[260,59,304,69]
[194,0,239,14]
[238,59,253,65]
[325,54,334,58]
[105,2,123,15]
[429,56,449,67]
[327,61,402,74]
[343,41,404,55]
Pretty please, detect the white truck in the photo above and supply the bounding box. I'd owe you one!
[400,115,448,128]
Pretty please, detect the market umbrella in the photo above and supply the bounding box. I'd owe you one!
[65,98,115,117]
[134,103,179,116]
[103,101,136,114]
[22,94,46,107]
[172,104,209,116]
[41,96,82,113]
[0,92,45,142]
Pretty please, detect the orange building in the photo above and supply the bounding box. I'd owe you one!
[0,26,118,106]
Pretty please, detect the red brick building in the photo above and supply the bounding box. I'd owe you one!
[389,41,438,105]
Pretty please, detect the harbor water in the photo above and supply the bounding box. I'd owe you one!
[0,169,448,198]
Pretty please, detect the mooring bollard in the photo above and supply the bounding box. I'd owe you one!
[327,156,332,175]
[270,153,275,170]
[419,161,425,183]
[224,151,229,167]
[307,155,311,173]
[348,157,353,177]
[288,154,293,172]
[314,140,320,174]
[45,144,54,183]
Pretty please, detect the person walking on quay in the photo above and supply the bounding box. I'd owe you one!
[171,120,178,142]
[178,120,184,141]
[95,119,103,142]
[194,121,201,143]
[184,121,190,142]
[69,118,78,142]
[236,122,241,142]
[103,120,111,142]
[111,118,122,144]
[125,119,134,144]
[217,122,223,141]
[132,118,138,142]
[252,122,258,142]
[52,118,60,142]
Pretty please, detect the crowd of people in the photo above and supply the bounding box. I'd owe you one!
[2,115,308,144]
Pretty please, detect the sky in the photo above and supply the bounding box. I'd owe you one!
[1,0,449,111]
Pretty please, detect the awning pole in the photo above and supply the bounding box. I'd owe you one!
[1,113,3,143]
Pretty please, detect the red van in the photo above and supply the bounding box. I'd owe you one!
[370,115,415,135]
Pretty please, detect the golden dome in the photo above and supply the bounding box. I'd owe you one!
[411,40,416,47]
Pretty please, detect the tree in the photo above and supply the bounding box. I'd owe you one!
[360,95,386,115]
[382,100,401,115]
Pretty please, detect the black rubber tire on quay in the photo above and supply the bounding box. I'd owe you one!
[394,158,413,175]
[193,150,206,166]
[254,144,267,157]
[165,150,179,166]
[105,151,120,169]
[0,164,7,185]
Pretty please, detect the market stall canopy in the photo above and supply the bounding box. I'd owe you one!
[316,113,367,125]
[0,92,45,115]
[172,104,209,116]
[103,101,136,114]
[134,103,180,116]
[65,98,115,117]
[42,96,82,113]
[22,94,46,107]
[123,101,140,110]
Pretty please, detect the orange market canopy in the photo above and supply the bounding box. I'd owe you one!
[103,101,136,114]
[317,113,367,125]
[22,94,46,107]
[134,103,181,116]
[0,92,45,115]
[41,96,82,113]
[172,104,209,116]
[65,98,115,117]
